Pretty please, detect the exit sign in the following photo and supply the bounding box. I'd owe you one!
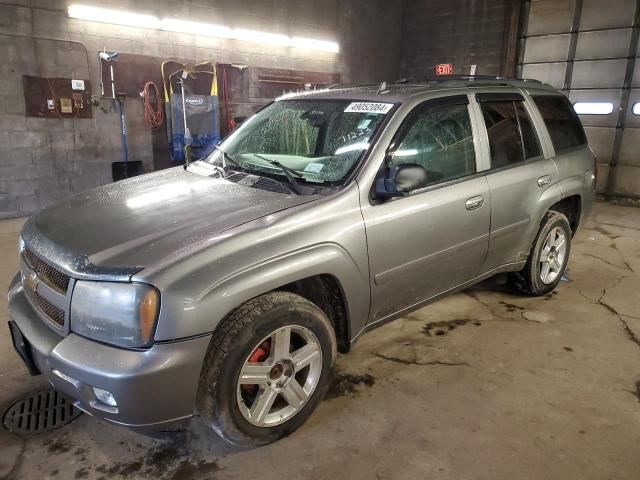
[435,64,454,76]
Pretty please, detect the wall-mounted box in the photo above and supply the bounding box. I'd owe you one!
[22,76,92,119]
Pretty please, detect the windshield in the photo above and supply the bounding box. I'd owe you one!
[203,99,393,185]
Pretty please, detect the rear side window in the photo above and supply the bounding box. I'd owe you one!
[480,99,542,169]
[389,101,476,188]
[532,95,587,152]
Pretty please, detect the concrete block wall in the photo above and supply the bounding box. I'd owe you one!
[0,0,403,218]
[400,0,520,79]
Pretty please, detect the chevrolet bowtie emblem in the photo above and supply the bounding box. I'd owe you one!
[25,271,39,292]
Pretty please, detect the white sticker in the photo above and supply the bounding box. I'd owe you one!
[304,162,324,174]
[344,102,394,114]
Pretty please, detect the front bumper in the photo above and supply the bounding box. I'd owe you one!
[7,274,211,429]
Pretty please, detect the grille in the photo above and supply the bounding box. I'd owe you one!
[2,388,82,435]
[23,248,70,293]
[25,287,65,327]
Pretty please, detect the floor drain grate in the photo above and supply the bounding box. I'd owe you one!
[2,388,82,435]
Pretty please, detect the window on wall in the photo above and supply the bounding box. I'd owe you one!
[532,95,587,152]
[479,97,542,169]
[389,100,476,189]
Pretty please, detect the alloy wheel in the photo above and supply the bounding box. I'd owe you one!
[539,226,567,284]
[236,325,322,427]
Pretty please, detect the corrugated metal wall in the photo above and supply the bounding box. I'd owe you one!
[518,0,640,199]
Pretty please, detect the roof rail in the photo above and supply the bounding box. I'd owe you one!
[422,75,543,84]
[327,76,548,91]
[327,82,379,90]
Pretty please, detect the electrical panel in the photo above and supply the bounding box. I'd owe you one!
[22,75,93,119]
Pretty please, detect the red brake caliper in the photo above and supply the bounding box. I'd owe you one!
[241,340,271,394]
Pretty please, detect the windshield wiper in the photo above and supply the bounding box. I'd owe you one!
[253,153,303,195]
[214,145,242,172]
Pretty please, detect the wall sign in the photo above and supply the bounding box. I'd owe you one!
[435,64,454,76]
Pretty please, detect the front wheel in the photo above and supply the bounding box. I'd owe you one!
[197,292,336,447]
[513,211,572,296]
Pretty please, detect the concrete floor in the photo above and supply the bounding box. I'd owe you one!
[1,201,639,480]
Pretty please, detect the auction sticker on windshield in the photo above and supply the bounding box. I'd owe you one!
[344,102,394,114]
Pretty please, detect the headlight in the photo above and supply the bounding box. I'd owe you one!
[70,281,160,348]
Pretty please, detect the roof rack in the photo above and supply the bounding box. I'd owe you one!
[420,75,543,84]
[324,76,550,94]
[327,82,379,90]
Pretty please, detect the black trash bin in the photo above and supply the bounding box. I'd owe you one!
[111,161,143,181]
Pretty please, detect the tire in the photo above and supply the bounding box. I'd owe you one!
[513,211,572,296]
[196,291,337,447]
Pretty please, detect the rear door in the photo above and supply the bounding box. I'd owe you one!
[471,92,559,272]
[361,95,490,322]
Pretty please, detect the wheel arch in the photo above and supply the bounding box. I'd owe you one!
[196,243,368,352]
[548,195,581,235]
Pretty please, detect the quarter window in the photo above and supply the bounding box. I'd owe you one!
[532,95,587,152]
[389,102,476,189]
[480,100,542,169]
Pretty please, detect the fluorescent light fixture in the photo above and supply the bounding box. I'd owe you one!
[68,4,340,52]
[68,4,160,29]
[573,102,614,115]
[291,37,339,52]
[233,28,291,47]
[633,103,640,115]
[160,19,232,38]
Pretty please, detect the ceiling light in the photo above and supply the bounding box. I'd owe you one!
[233,28,291,47]
[161,19,232,38]
[68,5,160,29]
[291,37,339,52]
[573,102,614,115]
[68,4,340,52]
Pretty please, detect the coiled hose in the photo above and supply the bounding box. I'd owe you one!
[142,81,164,129]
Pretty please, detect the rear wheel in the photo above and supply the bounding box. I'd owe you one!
[513,211,572,296]
[197,292,336,447]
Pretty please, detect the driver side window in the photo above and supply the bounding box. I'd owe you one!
[389,100,477,190]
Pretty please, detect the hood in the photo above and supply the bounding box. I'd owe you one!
[22,167,317,279]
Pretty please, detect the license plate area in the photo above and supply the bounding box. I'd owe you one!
[8,320,40,376]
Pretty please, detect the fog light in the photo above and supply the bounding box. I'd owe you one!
[92,387,117,407]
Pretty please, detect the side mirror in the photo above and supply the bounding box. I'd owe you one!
[375,163,428,199]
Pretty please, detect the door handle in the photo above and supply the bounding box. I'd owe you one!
[465,195,484,211]
[537,175,551,187]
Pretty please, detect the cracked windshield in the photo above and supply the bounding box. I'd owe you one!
[202,99,392,186]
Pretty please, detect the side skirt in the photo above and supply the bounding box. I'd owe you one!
[350,261,526,344]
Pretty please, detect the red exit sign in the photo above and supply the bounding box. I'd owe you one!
[435,64,454,76]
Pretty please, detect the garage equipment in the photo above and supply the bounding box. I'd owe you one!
[162,62,220,163]
[100,51,143,180]
[141,81,164,129]
[111,92,142,181]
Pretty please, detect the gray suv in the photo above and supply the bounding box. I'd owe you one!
[7,77,595,446]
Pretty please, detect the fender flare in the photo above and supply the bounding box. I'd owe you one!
[195,242,369,337]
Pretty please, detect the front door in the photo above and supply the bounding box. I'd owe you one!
[360,95,491,322]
